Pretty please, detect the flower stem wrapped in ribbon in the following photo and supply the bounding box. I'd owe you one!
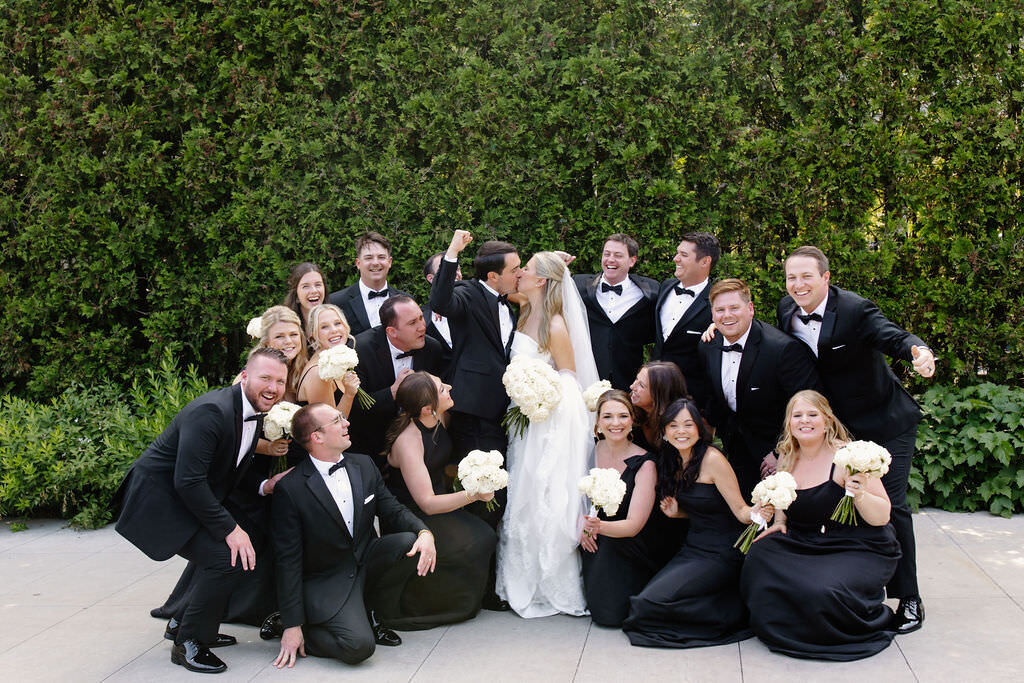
[830,440,892,526]
[317,345,375,410]
[501,356,562,439]
[578,467,627,517]
[734,471,798,554]
[453,449,509,512]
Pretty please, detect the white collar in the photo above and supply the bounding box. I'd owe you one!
[240,387,257,420]
[310,453,346,476]
[799,295,828,317]
[678,277,709,296]
[480,281,502,299]
[723,325,753,350]
[600,274,634,292]
[358,278,389,298]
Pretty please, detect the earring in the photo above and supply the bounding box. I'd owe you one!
[662,435,670,442]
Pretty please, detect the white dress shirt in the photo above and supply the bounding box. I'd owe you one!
[596,275,643,324]
[790,296,828,357]
[430,310,453,348]
[388,338,414,378]
[237,390,258,467]
[310,454,355,536]
[481,281,513,348]
[358,279,391,328]
[660,278,709,341]
[720,327,752,413]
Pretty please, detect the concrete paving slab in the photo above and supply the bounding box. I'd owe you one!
[0,603,84,654]
[0,552,98,598]
[738,635,915,682]
[915,538,1004,598]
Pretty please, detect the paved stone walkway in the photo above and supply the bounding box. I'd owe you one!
[1,509,1021,681]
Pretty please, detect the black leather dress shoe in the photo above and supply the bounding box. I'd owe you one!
[151,605,175,619]
[373,623,402,647]
[892,596,925,634]
[481,592,511,611]
[164,618,237,648]
[260,612,284,641]
[171,639,227,674]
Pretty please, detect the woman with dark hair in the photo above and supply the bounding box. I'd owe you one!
[579,390,664,627]
[629,361,688,450]
[283,262,327,341]
[381,372,497,630]
[741,390,900,660]
[622,398,763,648]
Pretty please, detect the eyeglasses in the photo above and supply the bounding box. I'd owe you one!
[314,413,344,433]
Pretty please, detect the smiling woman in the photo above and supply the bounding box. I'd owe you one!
[296,304,360,418]
[283,262,329,341]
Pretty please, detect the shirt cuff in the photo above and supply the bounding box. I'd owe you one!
[259,479,269,496]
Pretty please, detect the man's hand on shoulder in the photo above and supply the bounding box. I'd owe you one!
[274,626,305,669]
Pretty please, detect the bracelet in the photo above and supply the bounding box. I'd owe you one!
[417,529,433,538]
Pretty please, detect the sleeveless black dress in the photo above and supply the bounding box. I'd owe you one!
[383,420,497,630]
[623,482,753,647]
[580,453,666,627]
[740,467,901,661]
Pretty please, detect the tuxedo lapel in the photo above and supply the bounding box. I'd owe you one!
[345,289,372,334]
[735,323,762,410]
[472,281,504,352]
[372,333,396,385]
[708,341,728,407]
[667,293,708,343]
[585,276,613,324]
[818,288,840,353]
[304,463,351,539]
[345,458,364,534]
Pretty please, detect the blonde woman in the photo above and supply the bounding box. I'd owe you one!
[296,304,360,418]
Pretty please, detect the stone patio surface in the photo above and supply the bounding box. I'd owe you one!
[1,509,1021,682]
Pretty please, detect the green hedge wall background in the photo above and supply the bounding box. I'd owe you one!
[2,0,1022,396]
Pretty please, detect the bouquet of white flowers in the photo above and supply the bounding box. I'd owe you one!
[734,471,798,554]
[501,356,562,439]
[830,440,892,526]
[581,380,613,412]
[317,345,375,409]
[578,467,627,517]
[246,316,263,339]
[263,401,301,441]
[454,449,509,511]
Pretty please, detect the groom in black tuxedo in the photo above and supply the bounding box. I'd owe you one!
[573,233,659,391]
[112,347,289,674]
[698,279,821,495]
[347,295,444,466]
[271,403,435,669]
[778,246,937,634]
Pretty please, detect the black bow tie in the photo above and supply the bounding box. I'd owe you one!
[395,350,414,360]
[601,282,623,295]
[244,414,263,422]
[368,288,389,300]
[497,293,509,306]
[722,343,743,353]
[674,285,695,297]
[797,312,823,324]
[328,459,347,475]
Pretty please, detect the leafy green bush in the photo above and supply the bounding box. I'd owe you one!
[910,383,1024,518]
[0,351,208,527]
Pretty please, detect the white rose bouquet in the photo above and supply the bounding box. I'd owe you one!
[581,380,613,412]
[578,467,627,517]
[830,440,892,526]
[246,316,263,339]
[734,471,798,554]
[454,449,509,511]
[263,401,301,441]
[501,356,562,439]
[317,345,375,409]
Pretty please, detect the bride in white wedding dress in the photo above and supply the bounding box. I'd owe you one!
[495,251,601,618]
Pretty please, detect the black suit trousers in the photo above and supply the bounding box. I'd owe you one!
[303,532,417,664]
[879,424,919,598]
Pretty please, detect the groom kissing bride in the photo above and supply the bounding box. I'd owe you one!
[429,229,600,618]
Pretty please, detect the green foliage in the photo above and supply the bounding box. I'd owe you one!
[0,351,208,527]
[1,0,1021,397]
[910,383,1024,517]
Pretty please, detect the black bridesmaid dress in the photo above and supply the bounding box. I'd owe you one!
[580,453,665,627]
[382,420,497,630]
[740,466,901,661]
[623,482,753,647]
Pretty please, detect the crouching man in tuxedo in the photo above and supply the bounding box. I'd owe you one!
[270,402,437,669]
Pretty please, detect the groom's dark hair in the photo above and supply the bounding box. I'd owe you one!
[473,240,517,281]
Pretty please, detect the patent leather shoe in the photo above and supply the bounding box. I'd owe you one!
[171,639,227,674]
[260,612,284,641]
[892,596,925,634]
[164,618,236,648]
[373,623,402,647]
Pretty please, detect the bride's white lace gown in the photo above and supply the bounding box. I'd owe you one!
[496,331,591,618]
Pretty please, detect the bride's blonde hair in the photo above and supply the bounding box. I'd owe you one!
[517,251,565,352]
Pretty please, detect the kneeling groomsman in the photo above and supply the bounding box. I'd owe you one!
[271,403,436,669]
[779,246,936,633]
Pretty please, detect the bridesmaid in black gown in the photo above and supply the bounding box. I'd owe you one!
[579,391,663,627]
[295,304,360,418]
[623,398,763,648]
[382,372,497,630]
[741,390,900,661]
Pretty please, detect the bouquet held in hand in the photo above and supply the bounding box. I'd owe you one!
[263,401,301,441]
[318,345,375,409]
[581,380,613,412]
[501,356,562,439]
[578,467,627,517]
[455,449,509,511]
[830,440,892,526]
[734,471,798,554]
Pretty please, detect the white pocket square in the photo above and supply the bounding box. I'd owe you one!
[832,344,846,350]
[363,494,375,504]
[750,387,760,391]
[686,329,701,335]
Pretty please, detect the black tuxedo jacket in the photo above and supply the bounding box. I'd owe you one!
[778,285,924,442]
[422,304,455,379]
[653,278,713,408]
[573,273,659,390]
[271,453,425,629]
[699,320,821,489]
[429,258,515,422]
[113,384,262,561]
[328,282,410,337]
[346,325,444,459]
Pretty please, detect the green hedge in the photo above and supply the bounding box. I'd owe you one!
[2,0,1021,397]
